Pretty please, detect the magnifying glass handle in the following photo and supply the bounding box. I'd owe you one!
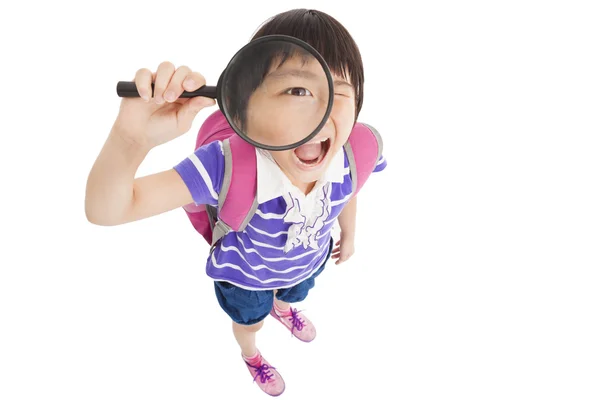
[116,81,218,99]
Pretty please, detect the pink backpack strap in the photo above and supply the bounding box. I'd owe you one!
[196,110,233,148]
[211,134,258,245]
[343,122,383,196]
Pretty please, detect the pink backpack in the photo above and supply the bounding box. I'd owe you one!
[182,110,382,247]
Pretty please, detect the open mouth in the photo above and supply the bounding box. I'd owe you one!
[293,137,331,169]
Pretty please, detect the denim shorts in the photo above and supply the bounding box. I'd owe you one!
[213,238,333,325]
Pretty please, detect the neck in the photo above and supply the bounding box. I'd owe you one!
[282,171,316,195]
[268,154,317,195]
[295,181,316,195]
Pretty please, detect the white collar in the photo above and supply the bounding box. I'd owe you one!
[256,147,346,204]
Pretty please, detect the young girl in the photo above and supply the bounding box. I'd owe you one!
[86,8,386,397]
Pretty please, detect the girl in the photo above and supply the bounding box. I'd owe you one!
[85,8,386,397]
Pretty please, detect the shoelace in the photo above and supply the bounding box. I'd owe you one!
[288,308,306,334]
[248,362,275,384]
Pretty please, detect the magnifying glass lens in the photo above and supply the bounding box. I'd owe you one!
[222,40,331,149]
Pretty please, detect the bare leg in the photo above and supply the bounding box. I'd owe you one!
[232,320,264,358]
[234,318,286,396]
[273,290,291,313]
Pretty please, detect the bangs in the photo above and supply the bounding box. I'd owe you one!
[251,9,364,120]
[270,43,312,71]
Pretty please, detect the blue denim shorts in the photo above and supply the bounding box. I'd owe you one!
[214,238,333,325]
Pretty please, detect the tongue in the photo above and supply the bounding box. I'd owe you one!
[294,142,322,161]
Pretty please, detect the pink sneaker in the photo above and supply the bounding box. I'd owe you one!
[269,306,317,342]
[243,350,285,397]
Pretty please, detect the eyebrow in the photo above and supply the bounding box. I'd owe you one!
[334,80,353,89]
[265,69,320,80]
[265,69,354,90]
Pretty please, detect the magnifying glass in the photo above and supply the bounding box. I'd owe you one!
[116,35,334,151]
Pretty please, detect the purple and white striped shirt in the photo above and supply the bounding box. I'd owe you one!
[174,141,387,290]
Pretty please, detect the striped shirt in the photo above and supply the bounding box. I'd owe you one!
[174,141,387,290]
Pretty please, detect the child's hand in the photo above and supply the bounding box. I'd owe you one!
[112,62,216,150]
[332,231,355,265]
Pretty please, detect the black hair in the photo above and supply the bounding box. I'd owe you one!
[224,9,364,132]
[252,9,364,120]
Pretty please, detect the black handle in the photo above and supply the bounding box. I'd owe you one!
[116,81,218,99]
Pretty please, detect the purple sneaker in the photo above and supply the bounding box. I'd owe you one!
[243,350,285,396]
[270,306,317,343]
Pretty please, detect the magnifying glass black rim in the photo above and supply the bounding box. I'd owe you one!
[217,34,335,152]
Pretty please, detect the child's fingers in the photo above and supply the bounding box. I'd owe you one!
[163,65,190,103]
[164,66,199,103]
[153,61,176,104]
[335,250,353,264]
[183,71,207,92]
[134,68,153,102]
[335,240,341,246]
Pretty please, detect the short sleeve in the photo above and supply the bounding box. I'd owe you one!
[373,154,387,173]
[173,141,225,206]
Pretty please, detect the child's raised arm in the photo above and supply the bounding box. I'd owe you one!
[85,62,216,226]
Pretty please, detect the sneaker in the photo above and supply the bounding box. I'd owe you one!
[269,306,317,342]
[243,350,285,397]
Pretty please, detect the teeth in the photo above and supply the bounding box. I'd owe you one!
[307,137,329,145]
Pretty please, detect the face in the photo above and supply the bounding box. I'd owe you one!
[245,53,356,186]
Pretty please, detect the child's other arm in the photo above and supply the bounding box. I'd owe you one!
[85,62,216,225]
[332,196,357,264]
[338,196,357,239]
[332,149,386,263]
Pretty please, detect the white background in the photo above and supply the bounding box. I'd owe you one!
[1,0,599,399]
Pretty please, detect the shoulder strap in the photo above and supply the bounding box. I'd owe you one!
[343,122,383,196]
[211,134,258,245]
[195,110,234,149]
